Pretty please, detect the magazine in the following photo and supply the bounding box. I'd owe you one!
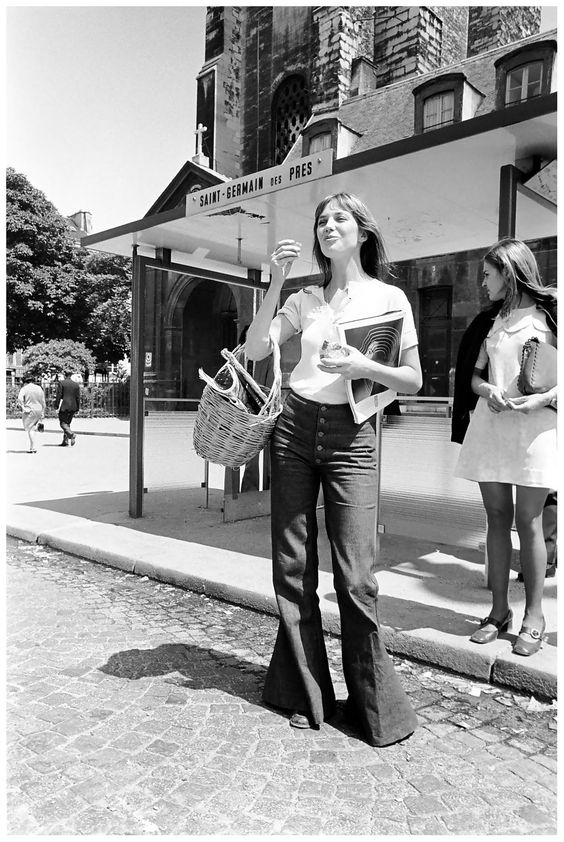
[336,310,405,423]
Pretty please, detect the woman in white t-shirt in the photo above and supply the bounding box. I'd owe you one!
[245,192,422,747]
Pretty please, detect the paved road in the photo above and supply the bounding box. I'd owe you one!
[7,537,557,836]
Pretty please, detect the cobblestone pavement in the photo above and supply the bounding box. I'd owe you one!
[6,536,557,836]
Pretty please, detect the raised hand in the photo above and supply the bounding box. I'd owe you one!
[270,239,302,280]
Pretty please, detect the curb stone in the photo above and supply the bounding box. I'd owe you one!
[6,503,556,701]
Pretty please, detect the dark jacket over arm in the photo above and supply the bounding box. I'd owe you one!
[451,304,500,444]
[451,296,557,444]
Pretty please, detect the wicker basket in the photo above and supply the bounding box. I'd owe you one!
[193,342,282,469]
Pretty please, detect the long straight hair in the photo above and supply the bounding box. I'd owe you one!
[483,238,556,317]
[312,192,389,287]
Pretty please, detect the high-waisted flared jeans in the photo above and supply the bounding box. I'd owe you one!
[262,390,417,747]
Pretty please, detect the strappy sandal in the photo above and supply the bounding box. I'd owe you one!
[470,609,512,644]
[512,619,547,656]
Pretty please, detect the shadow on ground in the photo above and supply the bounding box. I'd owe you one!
[17,484,557,647]
[98,642,365,744]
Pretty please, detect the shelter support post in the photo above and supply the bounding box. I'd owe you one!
[129,248,145,517]
[375,411,383,555]
[498,164,523,239]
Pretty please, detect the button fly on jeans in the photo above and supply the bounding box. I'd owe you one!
[316,445,323,451]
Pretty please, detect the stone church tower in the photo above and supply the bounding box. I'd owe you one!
[196,6,540,178]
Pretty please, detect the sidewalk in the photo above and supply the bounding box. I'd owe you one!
[5,418,557,699]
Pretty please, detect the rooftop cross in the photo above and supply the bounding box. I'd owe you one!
[195,123,207,157]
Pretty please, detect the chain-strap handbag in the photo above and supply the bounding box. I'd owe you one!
[517,336,557,396]
[193,341,282,468]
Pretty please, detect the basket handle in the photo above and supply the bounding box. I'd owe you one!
[198,361,249,412]
[221,340,282,417]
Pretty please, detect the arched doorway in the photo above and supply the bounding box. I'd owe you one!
[181,280,238,398]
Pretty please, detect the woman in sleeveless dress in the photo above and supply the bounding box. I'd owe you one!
[454,239,557,656]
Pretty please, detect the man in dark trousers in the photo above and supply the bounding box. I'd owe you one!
[56,370,80,446]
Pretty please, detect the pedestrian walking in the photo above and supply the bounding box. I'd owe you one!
[245,192,421,747]
[17,375,46,454]
[56,370,80,447]
[452,238,557,657]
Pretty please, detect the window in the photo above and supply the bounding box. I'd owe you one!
[423,91,454,131]
[308,132,332,154]
[495,41,556,110]
[413,73,469,135]
[301,117,337,158]
[272,75,310,165]
[505,61,543,106]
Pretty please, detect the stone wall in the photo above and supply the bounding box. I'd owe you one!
[197,6,242,177]
[339,25,554,155]
[467,6,541,57]
[310,7,359,111]
[204,6,224,62]
[373,6,470,88]
[216,7,242,177]
[350,6,375,61]
[241,6,312,174]
[200,6,545,174]
[431,6,468,66]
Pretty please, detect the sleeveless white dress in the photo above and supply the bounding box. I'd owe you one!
[454,305,557,488]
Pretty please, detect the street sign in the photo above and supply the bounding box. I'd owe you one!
[186,149,334,216]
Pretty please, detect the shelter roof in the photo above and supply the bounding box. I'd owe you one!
[82,94,556,275]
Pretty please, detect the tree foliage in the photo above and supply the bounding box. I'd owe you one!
[80,252,132,365]
[23,339,97,382]
[7,168,84,348]
[6,168,131,365]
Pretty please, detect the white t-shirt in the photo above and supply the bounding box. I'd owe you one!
[277,278,418,404]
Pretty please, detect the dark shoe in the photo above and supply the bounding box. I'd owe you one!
[470,609,512,644]
[512,619,547,656]
[59,442,69,447]
[289,712,318,730]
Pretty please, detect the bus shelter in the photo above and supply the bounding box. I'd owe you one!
[82,94,556,548]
